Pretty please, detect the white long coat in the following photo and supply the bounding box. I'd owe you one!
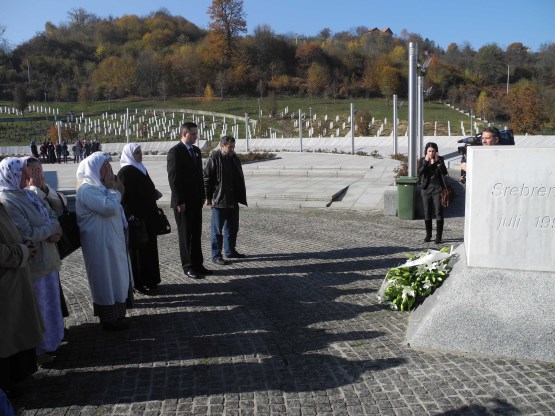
[76,183,131,306]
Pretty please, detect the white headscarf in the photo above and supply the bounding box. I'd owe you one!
[0,157,51,223]
[0,157,25,192]
[120,143,147,175]
[77,152,127,227]
[76,152,111,189]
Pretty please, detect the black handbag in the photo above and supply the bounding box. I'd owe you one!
[56,193,81,259]
[127,215,148,248]
[155,207,171,235]
[440,174,456,208]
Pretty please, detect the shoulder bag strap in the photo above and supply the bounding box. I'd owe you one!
[56,192,70,214]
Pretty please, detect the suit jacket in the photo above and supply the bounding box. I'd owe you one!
[167,141,205,209]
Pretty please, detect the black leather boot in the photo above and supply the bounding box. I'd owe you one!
[435,220,444,244]
[424,220,433,242]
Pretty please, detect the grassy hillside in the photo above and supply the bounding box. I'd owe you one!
[0,97,494,146]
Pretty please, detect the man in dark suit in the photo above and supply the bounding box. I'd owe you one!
[167,122,212,279]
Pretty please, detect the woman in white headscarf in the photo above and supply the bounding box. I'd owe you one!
[118,143,163,294]
[0,157,63,365]
[76,152,133,330]
[24,156,70,318]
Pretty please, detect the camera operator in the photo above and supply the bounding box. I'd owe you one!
[460,127,501,183]
[480,127,501,146]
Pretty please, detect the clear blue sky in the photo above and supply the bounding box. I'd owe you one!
[2,0,554,52]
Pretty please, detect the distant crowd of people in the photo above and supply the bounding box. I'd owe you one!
[1,122,247,407]
[30,139,102,165]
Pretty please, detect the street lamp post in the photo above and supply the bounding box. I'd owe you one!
[350,103,355,155]
[408,42,418,177]
[469,109,474,136]
[393,94,398,155]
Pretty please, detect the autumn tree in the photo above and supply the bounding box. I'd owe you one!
[295,43,325,72]
[355,110,372,136]
[135,50,162,97]
[472,44,506,85]
[78,85,94,104]
[214,70,228,99]
[376,66,401,105]
[507,82,548,134]
[427,58,462,101]
[166,45,200,96]
[204,83,214,103]
[208,0,247,64]
[361,63,378,96]
[535,42,555,85]
[92,55,135,98]
[12,84,29,113]
[47,124,78,144]
[476,90,492,120]
[505,42,530,67]
[307,63,330,97]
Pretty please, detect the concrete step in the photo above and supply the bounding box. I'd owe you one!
[247,198,330,209]
[243,168,368,177]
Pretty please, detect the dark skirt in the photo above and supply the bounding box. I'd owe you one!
[93,302,127,323]
[129,234,161,289]
[0,349,37,390]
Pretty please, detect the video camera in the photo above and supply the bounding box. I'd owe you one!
[457,135,482,156]
[458,129,515,153]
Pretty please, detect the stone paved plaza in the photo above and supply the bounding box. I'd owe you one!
[11,204,555,416]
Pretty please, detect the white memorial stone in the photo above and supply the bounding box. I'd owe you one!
[465,147,555,272]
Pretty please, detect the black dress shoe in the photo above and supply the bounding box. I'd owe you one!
[212,257,231,265]
[195,266,214,275]
[226,251,246,259]
[135,286,149,294]
[185,270,204,279]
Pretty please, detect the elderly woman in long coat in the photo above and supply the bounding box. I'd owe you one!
[0,200,44,396]
[0,157,63,365]
[76,152,133,330]
[117,143,162,294]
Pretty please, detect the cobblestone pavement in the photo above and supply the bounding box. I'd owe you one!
[12,206,555,416]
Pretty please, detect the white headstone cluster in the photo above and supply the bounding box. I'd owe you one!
[1,106,23,115]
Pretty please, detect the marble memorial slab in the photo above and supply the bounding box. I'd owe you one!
[464,147,555,272]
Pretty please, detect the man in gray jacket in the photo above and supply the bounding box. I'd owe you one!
[203,136,247,265]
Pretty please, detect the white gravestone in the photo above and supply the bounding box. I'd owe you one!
[464,147,555,272]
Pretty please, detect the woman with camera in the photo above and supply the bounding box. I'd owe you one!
[418,142,448,243]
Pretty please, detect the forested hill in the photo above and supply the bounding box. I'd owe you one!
[0,6,553,134]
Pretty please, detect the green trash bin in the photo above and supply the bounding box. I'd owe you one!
[396,176,418,220]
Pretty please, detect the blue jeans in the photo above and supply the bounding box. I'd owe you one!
[211,206,239,259]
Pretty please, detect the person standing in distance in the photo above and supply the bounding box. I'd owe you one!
[417,142,448,244]
[167,122,212,279]
[203,136,247,265]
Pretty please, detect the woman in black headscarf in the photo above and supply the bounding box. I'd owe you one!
[117,143,162,295]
